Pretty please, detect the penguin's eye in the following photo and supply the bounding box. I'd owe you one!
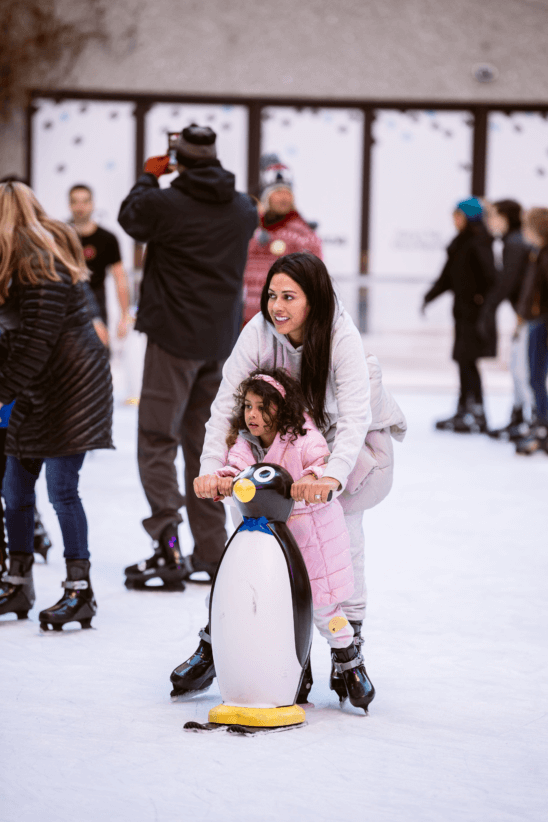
[253,466,276,483]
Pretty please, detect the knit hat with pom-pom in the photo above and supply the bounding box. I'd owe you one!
[259,153,293,207]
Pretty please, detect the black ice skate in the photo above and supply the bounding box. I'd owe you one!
[170,626,215,697]
[435,404,466,432]
[331,630,375,714]
[39,559,96,631]
[452,401,488,434]
[33,507,52,562]
[488,406,529,442]
[0,552,35,620]
[515,421,548,456]
[330,620,364,701]
[124,522,189,591]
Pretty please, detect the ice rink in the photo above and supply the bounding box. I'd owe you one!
[1,390,547,822]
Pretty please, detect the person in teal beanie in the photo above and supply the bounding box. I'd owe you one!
[422,197,497,433]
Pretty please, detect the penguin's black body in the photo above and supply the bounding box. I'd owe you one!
[208,464,313,714]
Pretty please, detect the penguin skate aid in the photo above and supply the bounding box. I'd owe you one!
[174,369,376,731]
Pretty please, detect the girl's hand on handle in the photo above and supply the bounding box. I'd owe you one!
[291,475,341,505]
[193,474,221,499]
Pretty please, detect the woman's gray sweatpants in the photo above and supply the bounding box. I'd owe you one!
[338,428,394,623]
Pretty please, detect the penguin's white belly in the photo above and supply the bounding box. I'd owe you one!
[211,529,302,709]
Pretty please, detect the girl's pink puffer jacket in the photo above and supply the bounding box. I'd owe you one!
[217,419,354,608]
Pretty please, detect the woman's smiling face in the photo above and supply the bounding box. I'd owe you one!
[267,273,310,346]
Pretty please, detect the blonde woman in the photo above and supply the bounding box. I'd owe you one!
[0,181,113,629]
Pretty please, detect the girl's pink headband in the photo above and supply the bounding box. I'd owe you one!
[253,374,286,398]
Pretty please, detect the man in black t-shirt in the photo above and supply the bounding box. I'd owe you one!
[69,184,131,339]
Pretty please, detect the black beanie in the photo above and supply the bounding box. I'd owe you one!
[175,124,217,166]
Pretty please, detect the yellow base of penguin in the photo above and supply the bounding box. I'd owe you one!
[208,703,306,728]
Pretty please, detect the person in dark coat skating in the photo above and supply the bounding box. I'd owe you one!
[479,200,532,440]
[0,181,113,628]
[422,197,497,433]
[118,124,257,587]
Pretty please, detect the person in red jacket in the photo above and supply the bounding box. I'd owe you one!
[242,155,322,325]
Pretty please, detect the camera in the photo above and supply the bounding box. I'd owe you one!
[167,132,180,169]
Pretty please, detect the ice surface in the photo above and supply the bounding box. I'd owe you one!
[1,393,547,822]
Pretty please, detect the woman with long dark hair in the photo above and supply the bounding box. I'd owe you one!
[0,181,113,629]
[170,251,406,707]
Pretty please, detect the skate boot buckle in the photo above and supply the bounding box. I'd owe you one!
[1,574,28,585]
[62,580,89,590]
[333,652,365,674]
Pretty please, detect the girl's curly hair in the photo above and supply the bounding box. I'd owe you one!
[226,368,308,449]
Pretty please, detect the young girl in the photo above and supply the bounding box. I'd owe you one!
[212,367,374,710]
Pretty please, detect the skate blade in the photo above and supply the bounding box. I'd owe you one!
[125,580,186,592]
[39,621,96,634]
[186,572,213,585]
[170,682,214,701]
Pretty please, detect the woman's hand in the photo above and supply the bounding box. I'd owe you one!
[216,476,233,498]
[291,475,341,505]
[193,474,222,499]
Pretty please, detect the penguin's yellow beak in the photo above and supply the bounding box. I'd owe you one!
[233,478,256,503]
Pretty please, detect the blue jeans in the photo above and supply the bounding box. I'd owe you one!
[2,454,89,559]
[528,319,548,423]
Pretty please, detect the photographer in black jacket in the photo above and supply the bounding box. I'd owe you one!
[118,125,257,589]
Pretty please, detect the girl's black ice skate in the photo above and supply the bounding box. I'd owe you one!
[331,623,375,713]
[33,507,52,562]
[124,523,189,590]
[0,552,35,620]
[170,626,215,697]
[39,559,96,631]
[330,620,365,701]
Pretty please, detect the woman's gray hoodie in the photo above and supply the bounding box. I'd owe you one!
[200,304,406,491]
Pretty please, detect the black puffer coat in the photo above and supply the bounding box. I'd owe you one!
[424,225,497,361]
[0,261,113,459]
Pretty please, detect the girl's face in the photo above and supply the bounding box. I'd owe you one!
[267,273,310,346]
[244,391,277,446]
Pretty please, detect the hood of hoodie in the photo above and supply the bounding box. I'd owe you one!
[171,160,236,204]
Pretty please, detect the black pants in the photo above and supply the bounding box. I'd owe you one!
[137,339,227,565]
[457,359,483,405]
